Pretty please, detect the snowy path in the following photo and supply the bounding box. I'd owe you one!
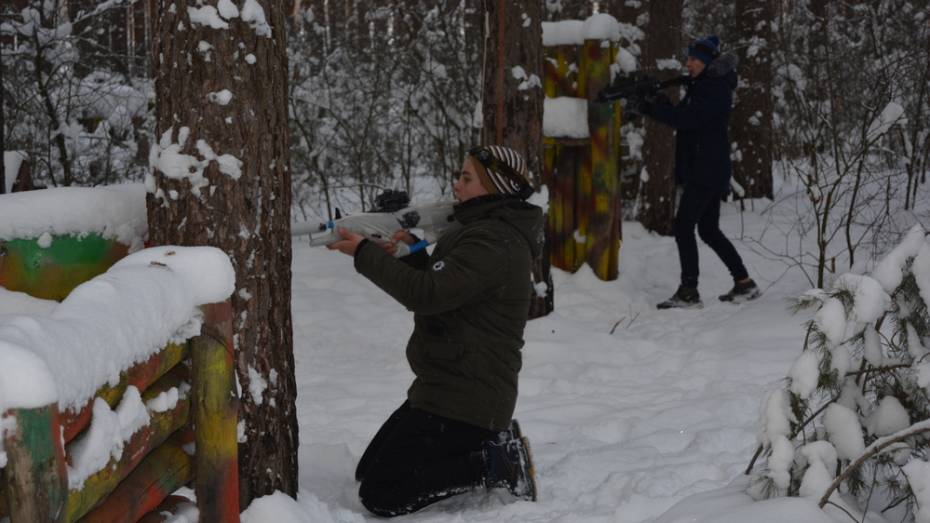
[291,220,812,522]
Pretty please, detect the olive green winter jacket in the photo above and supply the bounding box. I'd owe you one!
[353,195,543,431]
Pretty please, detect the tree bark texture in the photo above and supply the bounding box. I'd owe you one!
[150,0,298,505]
[481,0,552,318]
[464,0,484,148]
[637,0,682,236]
[731,0,774,199]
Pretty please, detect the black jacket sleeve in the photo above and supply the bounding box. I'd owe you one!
[649,79,728,131]
[399,235,429,270]
[353,226,508,315]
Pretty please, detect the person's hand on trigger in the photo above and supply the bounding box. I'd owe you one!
[383,229,416,257]
[327,228,365,256]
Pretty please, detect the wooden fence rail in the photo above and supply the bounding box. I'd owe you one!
[0,301,239,522]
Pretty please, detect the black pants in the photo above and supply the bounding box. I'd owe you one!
[356,401,496,517]
[673,185,748,287]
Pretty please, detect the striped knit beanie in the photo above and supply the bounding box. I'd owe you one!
[468,145,533,199]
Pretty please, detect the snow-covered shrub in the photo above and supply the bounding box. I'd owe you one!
[749,224,930,521]
[2,2,152,188]
[287,2,480,220]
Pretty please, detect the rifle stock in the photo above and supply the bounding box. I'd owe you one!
[596,74,690,103]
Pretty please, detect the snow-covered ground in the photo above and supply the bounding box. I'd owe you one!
[0,180,922,522]
[277,194,870,522]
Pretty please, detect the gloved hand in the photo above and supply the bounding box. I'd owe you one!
[650,91,670,107]
[633,91,670,117]
[623,97,647,117]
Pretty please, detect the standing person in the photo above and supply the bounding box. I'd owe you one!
[639,35,761,309]
[327,145,542,517]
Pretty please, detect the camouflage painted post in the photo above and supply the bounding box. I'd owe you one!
[583,39,621,280]
[541,140,561,263]
[543,45,587,272]
[191,302,240,522]
[574,41,595,269]
[1,405,68,523]
[543,45,580,98]
[543,46,568,271]
[542,36,621,278]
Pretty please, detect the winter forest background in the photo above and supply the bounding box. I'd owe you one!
[3,0,930,521]
[5,0,927,245]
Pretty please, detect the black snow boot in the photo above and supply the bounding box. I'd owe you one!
[481,429,538,501]
[499,418,523,443]
[719,278,761,303]
[657,285,703,309]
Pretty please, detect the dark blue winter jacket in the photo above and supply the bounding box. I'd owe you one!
[649,53,739,192]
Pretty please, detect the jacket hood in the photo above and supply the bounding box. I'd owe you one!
[454,195,544,259]
[704,52,738,90]
[706,52,738,77]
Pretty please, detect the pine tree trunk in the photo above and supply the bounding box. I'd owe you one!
[731,0,774,199]
[324,0,349,51]
[1,109,5,194]
[150,0,298,506]
[637,0,682,236]
[482,0,552,318]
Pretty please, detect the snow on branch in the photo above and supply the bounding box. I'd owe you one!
[866,101,907,143]
[818,419,930,508]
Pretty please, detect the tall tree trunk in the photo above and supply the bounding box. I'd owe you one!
[348,0,370,53]
[481,0,552,317]
[1,90,5,194]
[637,0,682,235]
[323,0,349,53]
[150,0,298,506]
[731,0,774,199]
[464,0,483,150]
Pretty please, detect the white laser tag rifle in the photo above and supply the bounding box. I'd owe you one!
[293,192,458,257]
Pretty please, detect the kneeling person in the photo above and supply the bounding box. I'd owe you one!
[328,145,543,517]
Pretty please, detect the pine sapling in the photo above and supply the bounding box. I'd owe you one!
[747,225,930,522]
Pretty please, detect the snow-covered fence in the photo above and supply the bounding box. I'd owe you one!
[0,185,147,301]
[0,240,240,520]
[542,15,624,281]
[747,225,930,521]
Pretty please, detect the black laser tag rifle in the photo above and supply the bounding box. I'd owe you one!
[595,73,690,105]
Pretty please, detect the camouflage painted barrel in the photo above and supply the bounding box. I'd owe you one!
[0,234,129,301]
